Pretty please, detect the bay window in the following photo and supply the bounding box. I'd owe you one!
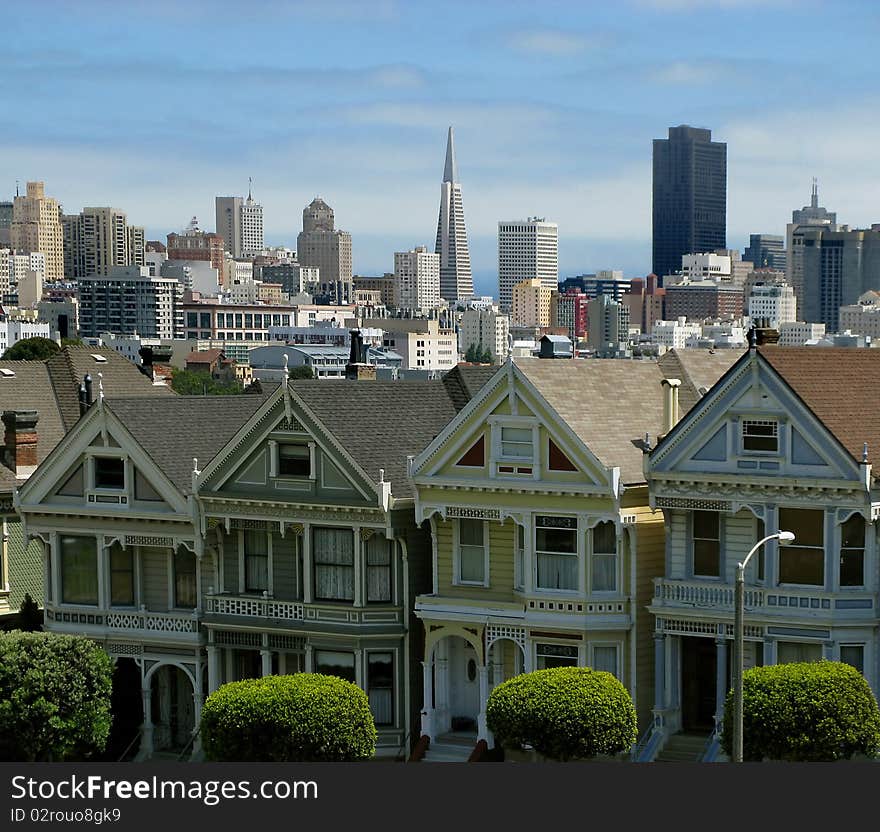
[368,653,394,726]
[109,543,134,606]
[61,535,98,605]
[839,514,864,587]
[591,521,617,592]
[778,508,824,586]
[315,650,356,683]
[175,546,197,608]
[313,528,354,602]
[244,530,268,593]
[692,511,720,577]
[457,519,486,585]
[366,534,392,602]
[535,517,578,591]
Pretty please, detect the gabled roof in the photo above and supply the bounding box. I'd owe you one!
[514,352,738,485]
[105,394,270,495]
[657,350,741,414]
[440,365,498,411]
[46,346,174,431]
[184,349,224,365]
[758,346,880,473]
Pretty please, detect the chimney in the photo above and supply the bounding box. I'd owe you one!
[2,410,39,479]
[751,319,780,346]
[345,328,376,380]
[659,378,682,439]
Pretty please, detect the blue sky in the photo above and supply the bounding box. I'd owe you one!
[3,0,878,296]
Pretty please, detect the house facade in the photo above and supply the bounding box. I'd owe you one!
[16,366,492,758]
[645,345,880,756]
[411,354,737,744]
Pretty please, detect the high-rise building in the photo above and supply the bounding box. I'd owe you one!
[77,265,183,339]
[511,277,553,327]
[748,283,797,329]
[166,218,225,274]
[587,294,630,352]
[498,217,558,314]
[393,246,440,311]
[550,289,589,342]
[61,207,145,279]
[296,197,353,303]
[652,125,727,280]
[560,270,631,300]
[786,180,838,310]
[744,234,786,271]
[622,274,665,335]
[10,181,65,280]
[215,185,263,260]
[0,201,12,247]
[434,127,473,303]
[795,226,880,332]
[458,305,510,363]
[240,184,264,258]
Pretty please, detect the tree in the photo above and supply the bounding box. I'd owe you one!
[486,666,637,761]
[480,345,494,364]
[721,660,880,761]
[200,674,376,762]
[170,367,242,396]
[288,365,314,380]
[61,337,84,347]
[17,594,41,632]
[2,337,60,361]
[465,344,479,363]
[0,631,113,761]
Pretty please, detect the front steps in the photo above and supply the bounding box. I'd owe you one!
[421,731,478,763]
[654,732,710,762]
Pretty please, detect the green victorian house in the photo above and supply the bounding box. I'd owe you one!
[16,363,493,759]
[410,352,737,753]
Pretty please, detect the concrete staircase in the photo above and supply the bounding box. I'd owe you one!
[421,732,478,763]
[654,732,709,762]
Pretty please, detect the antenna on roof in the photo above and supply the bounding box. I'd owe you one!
[97,372,104,409]
[863,442,869,464]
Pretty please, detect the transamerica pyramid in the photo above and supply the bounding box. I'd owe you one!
[434,126,474,303]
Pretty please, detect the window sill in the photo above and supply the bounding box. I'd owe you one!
[453,580,489,589]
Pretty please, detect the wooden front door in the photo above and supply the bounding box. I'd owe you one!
[681,637,716,732]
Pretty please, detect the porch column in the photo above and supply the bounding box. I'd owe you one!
[304,643,314,673]
[207,646,220,693]
[192,659,204,757]
[476,665,490,741]
[353,526,363,607]
[434,638,449,731]
[653,632,665,713]
[420,660,434,740]
[302,524,312,604]
[261,649,273,677]
[714,635,728,732]
[139,683,153,758]
[491,643,504,690]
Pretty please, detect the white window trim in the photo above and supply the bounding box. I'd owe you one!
[533,515,581,594]
[488,415,540,480]
[588,521,619,595]
[453,517,489,587]
[533,639,582,669]
[739,416,781,456]
[269,440,317,481]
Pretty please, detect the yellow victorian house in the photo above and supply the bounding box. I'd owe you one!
[410,352,737,754]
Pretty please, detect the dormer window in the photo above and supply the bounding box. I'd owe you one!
[279,444,310,478]
[490,417,538,478]
[742,419,778,453]
[94,457,125,489]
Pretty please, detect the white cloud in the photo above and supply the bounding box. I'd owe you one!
[651,60,728,85]
[505,28,599,56]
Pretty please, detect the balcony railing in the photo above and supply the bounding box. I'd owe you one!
[206,594,304,621]
[653,578,874,617]
[204,594,402,626]
[45,604,200,638]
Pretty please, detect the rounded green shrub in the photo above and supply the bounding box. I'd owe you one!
[486,666,637,761]
[201,673,377,761]
[721,660,880,761]
[0,630,113,761]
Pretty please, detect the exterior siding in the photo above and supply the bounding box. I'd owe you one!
[723,509,757,583]
[669,510,687,578]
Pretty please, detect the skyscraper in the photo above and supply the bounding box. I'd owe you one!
[434,127,473,303]
[744,234,786,271]
[215,184,264,259]
[652,125,727,281]
[11,181,65,280]
[296,197,353,301]
[785,180,838,309]
[61,207,145,279]
[497,217,558,313]
[393,246,440,311]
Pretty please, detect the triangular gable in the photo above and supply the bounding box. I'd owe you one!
[198,385,377,503]
[18,404,189,514]
[649,349,862,481]
[413,360,613,489]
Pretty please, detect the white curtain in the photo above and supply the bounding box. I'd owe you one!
[313,528,354,601]
[369,689,393,725]
[366,535,392,602]
[537,554,577,590]
[244,530,268,592]
[592,646,618,677]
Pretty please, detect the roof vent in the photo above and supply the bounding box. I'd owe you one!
[0,368,15,378]
[90,354,108,363]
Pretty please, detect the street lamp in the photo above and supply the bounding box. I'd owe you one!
[732,530,795,762]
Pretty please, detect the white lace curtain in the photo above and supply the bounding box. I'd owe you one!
[313,528,354,601]
[366,535,392,602]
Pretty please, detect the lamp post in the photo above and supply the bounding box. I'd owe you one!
[733,530,795,763]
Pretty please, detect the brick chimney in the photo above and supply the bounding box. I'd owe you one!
[139,345,175,385]
[345,329,376,381]
[2,410,39,479]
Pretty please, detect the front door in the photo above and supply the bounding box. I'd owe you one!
[448,637,480,732]
[681,636,716,732]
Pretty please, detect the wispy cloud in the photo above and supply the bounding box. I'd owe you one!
[505,28,602,56]
[650,60,731,85]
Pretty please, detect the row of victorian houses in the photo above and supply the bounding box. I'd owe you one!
[4,338,880,761]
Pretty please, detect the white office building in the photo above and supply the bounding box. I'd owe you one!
[393,246,440,311]
[748,282,797,329]
[458,305,510,363]
[498,217,558,313]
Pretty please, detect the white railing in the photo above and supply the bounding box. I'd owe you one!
[654,579,764,609]
[106,609,199,633]
[205,595,304,621]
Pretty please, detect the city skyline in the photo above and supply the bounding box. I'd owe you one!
[3,1,879,296]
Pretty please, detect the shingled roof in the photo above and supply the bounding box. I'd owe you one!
[758,345,880,476]
[515,352,738,485]
[105,394,270,494]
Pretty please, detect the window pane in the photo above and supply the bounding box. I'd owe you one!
[693,539,720,577]
[175,546,197,607]
[61,535,98,605]
[536,527,577,554]
[459,519,483,546]
[366,535,392,602]
[840,548,864,587]
[693,511,719,540]
[592,521,616,554]
[536,643,578,669]
[316,650,355,682]
[110,543,134,606]
[592,646,618,676]
[368,653,393,726]
[779,546,824,585]
[95,457,125,489]
[460,545,485,582]
[776,641,822,664]
[593,555,616,592]
[841,515,865,549]
[313,528,354,601]
[537,553,578,590]
[840,645,865,675]
[779,508,823,547]
[279,444,310,477]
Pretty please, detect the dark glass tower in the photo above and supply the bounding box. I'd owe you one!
[652,125,727,280]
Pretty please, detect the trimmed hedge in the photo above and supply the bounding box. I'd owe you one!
[486,666,637,761]
[201,673,377,761]
[0,630,113,761]
[721,660,880,761]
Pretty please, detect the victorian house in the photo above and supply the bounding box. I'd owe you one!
[15,364,493,758]
[410,352,736,753]
[645,344,880,760]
